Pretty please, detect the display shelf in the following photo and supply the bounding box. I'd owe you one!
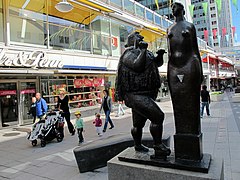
[69,98,101,104]
[46,98,101,106]
[43,91,101,98]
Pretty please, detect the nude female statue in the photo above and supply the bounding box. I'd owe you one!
[167,2,204,160]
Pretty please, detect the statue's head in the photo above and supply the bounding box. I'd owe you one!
[125,32,144,48]
[171,2,185,17]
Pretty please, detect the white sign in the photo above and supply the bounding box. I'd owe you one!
[0,49,63,68]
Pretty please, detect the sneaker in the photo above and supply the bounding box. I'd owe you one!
[109,126,114,129]
[103,129,106,133]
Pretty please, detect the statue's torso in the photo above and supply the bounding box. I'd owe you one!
[116,48,160,99]
[168,21,197,67]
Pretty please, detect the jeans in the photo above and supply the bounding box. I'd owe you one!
[77,128,84,142]
[201,102,210,117]
[103,110,114,131]
[117,104,125,116]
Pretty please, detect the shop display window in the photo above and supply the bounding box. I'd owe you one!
[41,76,105,110]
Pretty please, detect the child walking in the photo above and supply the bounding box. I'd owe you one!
[74,111,84,144]
[93,113,103,136]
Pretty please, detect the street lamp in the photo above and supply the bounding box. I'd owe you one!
[55,0,73,13]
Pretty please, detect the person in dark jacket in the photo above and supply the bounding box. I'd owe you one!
[35,93,48,121]
[100,90,114,132]
[57,88,75,136]
[28,97,37,123]
[200,85,211,118]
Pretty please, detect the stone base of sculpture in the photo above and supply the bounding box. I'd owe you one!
[108,148,223,180]
[117,147,211,173]
[174,133,203,161]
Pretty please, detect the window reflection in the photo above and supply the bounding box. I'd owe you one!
[9,0,47,46]
[0,0,3,42]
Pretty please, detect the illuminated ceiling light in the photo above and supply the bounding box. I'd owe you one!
[55,0,73,13]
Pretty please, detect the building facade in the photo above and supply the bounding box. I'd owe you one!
[0,0,235,127]
[191,0,234,48]
[136,0,193,22]
[0,0,172,127]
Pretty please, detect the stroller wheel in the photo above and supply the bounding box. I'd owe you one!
[41,140,46,147]
[57,134,63,142]
[32,140,37,146]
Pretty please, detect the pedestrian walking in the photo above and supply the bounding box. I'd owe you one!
[74,111,84,144]
[200,85,211,118]
[57,88,75,136]
[93,113,103,136]
[100,90,114,132]
[35,93,48,122]
[115,101,125,117]
[28,97,37,123]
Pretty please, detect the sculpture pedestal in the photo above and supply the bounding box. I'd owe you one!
[108,148,224,180]
[174,133,203,161]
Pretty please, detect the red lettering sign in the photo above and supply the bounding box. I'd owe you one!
[93,78,104,87]
[112,37,118,47]
[0,90,17,96]
[20,89,36,94]
[84,78,93,87]
[74,79,85,88]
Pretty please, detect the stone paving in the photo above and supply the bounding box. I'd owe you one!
[0,92,239,180]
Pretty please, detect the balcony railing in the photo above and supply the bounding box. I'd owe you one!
[97,0,173,28]
[96,0,208,50]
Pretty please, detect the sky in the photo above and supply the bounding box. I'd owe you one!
[231,0,240,44]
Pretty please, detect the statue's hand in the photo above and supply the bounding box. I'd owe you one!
[156,49,166,55]
[139,41,148,49]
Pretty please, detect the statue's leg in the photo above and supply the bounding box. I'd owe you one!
[131,109,148,152]
[129,94,171,158]
[145,99,171,158]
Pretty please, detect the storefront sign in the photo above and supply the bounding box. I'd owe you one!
[93,78,104,87]
[84,78,93,87]
[74,78,104,88]
[0,90,17,96]
[74,79,85,88]
[0,49,63,68]
[20,89,36,94]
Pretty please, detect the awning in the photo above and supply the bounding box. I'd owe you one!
[9,0,110,25]
[136,28,165,42]
[74,0,113,13]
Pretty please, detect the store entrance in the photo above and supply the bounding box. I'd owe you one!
[0,83,18,127]
[0,80,37,127]
[19,81,37,124]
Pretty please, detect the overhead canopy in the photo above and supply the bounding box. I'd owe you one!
[9,0,113,25]
[136,28,165,43]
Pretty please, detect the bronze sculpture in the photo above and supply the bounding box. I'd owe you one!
[115,32,171,159]
[167,2,204,161]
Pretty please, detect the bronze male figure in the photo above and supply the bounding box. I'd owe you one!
[116,32,171,159]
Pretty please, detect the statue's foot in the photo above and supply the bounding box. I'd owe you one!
[152,143,171,159]
[135,144,149,152]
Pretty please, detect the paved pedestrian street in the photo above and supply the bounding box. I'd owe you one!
[0,92,239,180]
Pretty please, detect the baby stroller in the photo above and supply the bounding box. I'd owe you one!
[27,111,64,147]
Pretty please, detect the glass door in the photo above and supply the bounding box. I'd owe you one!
[0,83,18,127]
[19,81,37,124]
